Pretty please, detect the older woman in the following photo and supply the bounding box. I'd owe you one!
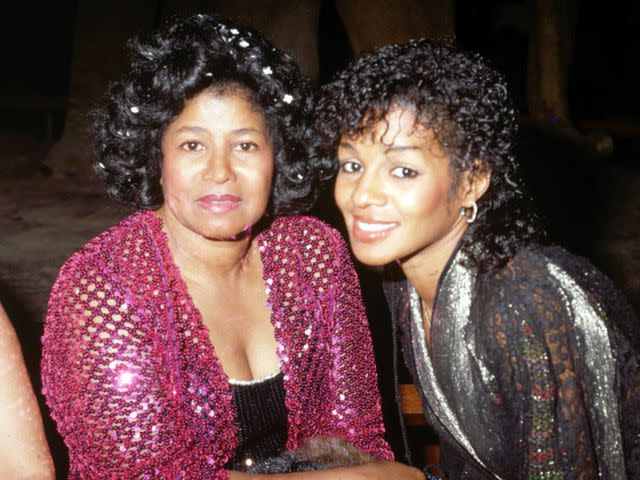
[316,39,640,479]
[42,14,422,480]
[0,302,54,480]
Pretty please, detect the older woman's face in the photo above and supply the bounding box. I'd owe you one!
[334,107,466,267]
[160,90,274,240]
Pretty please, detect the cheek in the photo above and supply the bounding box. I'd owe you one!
[247,161,274,199]
[160,161,191,194]
[420,186,446,211]
[333,177,351,211]
[399,181,448,218]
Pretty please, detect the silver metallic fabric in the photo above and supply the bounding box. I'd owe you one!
[387,244,640,479]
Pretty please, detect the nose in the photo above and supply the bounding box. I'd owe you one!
[203,150,235,183]
[352,169,385,208]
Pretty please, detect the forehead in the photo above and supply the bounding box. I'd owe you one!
[341,106,435,147]
[173,89,265,125]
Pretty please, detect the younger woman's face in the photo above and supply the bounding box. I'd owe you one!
[334,107,467,266]
[159,89,274,240]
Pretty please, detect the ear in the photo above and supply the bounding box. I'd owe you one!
[458,159,491,206]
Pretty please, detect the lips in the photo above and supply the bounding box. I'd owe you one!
[351,217,398,242]
[197,193,241,213]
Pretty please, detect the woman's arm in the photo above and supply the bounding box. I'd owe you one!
[319,227,392,459]
[243,221,422,479]
[41,257,229,479]
[482,265,639,478]
[0,302,55,480]
[482,283,587,477]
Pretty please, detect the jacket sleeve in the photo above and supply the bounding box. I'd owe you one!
[41,254,229,480]
[318,226,394,461]
[480,263,640,479]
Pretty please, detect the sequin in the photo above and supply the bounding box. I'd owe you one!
[408,283,502,479]
[42,211,392,478]
[389,243,638,479]
[546,262,625,475]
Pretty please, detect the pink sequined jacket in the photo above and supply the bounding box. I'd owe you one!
[42,211,392,479]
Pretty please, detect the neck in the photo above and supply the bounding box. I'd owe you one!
[155,206,257,282]
[400,215,467,313]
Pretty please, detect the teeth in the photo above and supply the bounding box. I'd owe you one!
[355,220,396,232]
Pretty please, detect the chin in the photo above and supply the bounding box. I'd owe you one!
[351,246,397,267]
[198,219,256,240]
[202,228,252,241]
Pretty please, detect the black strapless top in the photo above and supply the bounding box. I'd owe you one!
[227,371,288,470]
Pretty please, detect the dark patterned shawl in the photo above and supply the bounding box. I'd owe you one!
[385,244,640,479]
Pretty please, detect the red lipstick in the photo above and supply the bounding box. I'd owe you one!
[197,194,241,213]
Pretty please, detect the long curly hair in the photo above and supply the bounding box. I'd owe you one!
[91,13,332,214]
[315,38,544,272]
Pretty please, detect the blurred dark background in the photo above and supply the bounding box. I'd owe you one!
[0,1,638,477]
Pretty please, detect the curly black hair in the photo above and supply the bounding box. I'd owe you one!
[315,38,544,273]
[91,13,332,214]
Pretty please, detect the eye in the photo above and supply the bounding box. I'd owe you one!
[181,141,204,152]
[390,166,418,178]
[234,142,258,152]
[339,161,362,174]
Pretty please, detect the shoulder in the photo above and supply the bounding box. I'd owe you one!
[44,212,160,354]
[483,243,621,311]
[474,242,631,347]
[471,245,571,350]
[484,244,548,288]
[478,244,573,306]
[262,215,346,252]
[54,211,153,290]
[260,216,356,291]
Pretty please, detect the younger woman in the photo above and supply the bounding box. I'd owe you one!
[316,39,640,479]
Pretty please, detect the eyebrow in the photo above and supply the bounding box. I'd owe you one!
[174,125,207,135]
[338,141,421,154]
[231,127,265,136]
[385,145,421,153]
[174,126,265,136]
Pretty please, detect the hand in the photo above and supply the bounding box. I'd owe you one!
[354,461,425,480]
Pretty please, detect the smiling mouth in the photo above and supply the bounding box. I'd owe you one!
[352,218,398,241]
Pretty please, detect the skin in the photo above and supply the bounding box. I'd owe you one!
[157,89,423,480]
[157,88,280,381]
[0,302,55,480]
[335,106,489,345]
